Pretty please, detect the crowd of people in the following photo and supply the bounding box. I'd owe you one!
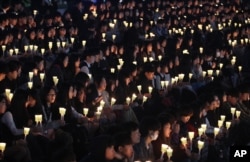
[0,0,250,161]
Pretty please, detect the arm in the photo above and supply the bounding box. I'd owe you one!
[1,112,24,136]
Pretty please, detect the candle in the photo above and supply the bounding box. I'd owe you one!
[28,81,33,89]
[236,110,241,119]
[189,73,193,80]
[34,45,38,52]
[143,57,147,63]
[180,137,187,147]
[83,108,89,116]
[59,107,66,120]
[202,71,207,78]
[132,61,137,65]
[126,97,131,105]
[231,107,236,119]
[1,45,6,52]
[9,49,14,56]
[158,55,162,61]
[226,121,231,130]
[164,81,169,88]
[214,127,220,137]
[219,63,223,69]
[197,140,204,152]
[199,47,203,54]
[161,144,168,153]
[171,78,175,85]
[118,58,124,65]
[0,142,6,153]
[70,37,75,44]
[14,48,19,55]
[29,45,34,51]
[111,97,116,106]
[137,85,142,94]
[88,74,92,80]
[29,72,34,81]
[166,147,173,159]
[143,96,147,103]
[220,115,226,122]
[218,120,223,128]
[56,42,60,48]
[207,70,213,76]
[231,59,236,66]
[8,93,13,101]
[149,57,154,62]
[100,100,105,108]
[53,76,58,85]
[160,81,164,89]
[5,89,10,97]
[148,86,153,94]
[62,42,66,48]
[97,106,103,112]
[238,66,242,72]
[216,70,220,76]
[188,131,194,141]
[178,73,185,81]
[40,73,45,81]
[24,45,28,52]
[175,76,179,83]
[24,127,30,139]
[33,10,38,16]
[41,48,45,55]
[132,93,137,102]
[95,111,101,120]
[201,124,207,133]
[82,40,86,47]
[112,34,116,41]
[83,13,88,20]
[48,42,53,50]
[35,114,42,125]
[102,33,106,39]
[198,128,203,137]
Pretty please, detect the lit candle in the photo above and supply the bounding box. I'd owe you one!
[166,147,173,159]
[149,57,154,62]
[180,137,187,147]
[202,71,207,78]
[24,45,28,52]
[102,33,106,39]
[97,106,103,112]
[143,57,147,63]
[9,49,14,56]
[160,81,164,89]
[62,42,66,48]
[231,59,236,66]
[175,76,179,83]
[33,10,38,16]
[59,107,66,120]
[28,81,33,89]
[118,58,124,65]
[207,70,213,76]
[171,78,175,85]
[48,42,53,50]
[126,97,131,105]
[5,89,10,98]
[158,55,162,61]
[111,97,116,106]
[82,40,86,47]
[56,42,60,48]
[70,37,75,44]
[219,63,223,69]
[197,140,204,153]
[189,73,193,80]
[148,86,153,94]
[132,93,137,102]
[178,73,185,81]
[117,65,121,70]
[83,108,89,116]
[161,144,168,153]
[216,70,220,76]
[132,61,137,65]
[29,72,34,81]
[214,127,220,137]
[34,45,38,52]
[95,111,101,120]
[53,76,58,85]
[143,96,147,103]
[24,127,30,139]
[218,120,223,128]
[40,73,45,82]
[238,66,242,72]
[164,81,169,88]
[14,48,19,55]
[41,48,45,55]
[8,93,13,102]
[1,45,6,52]
[29,45,33,51]
[100,100,105,108]
[112,34,116,41]
[199,47,203,54]
[236,110,241,119]
[231,107,236,119]
[137,85,142,94]
[35,114,42,125]
[188,131,194,141]
[226,121,231,130]
[88,74,92,80]
[0,142,6,153]
[220,115,226,122]
[198,127,203,137]
[201,124,207,133]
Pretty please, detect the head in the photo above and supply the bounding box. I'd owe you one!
[122,121,140,145]
[27,89,40,108]
[114,132,134,159]
[0,60,8,81]
[43,86,57,104]
[7,60,21,80]
[140,117,161,141]
[179,105,193,123]
[95,75,107,92]
[226,88,239,106]
[143,62,155,80]
[0,95,7,114]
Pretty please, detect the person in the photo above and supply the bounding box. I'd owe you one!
[0,60,8,95]
[133,116,161,161]
[79,135,116,162]
[113,132,134,162]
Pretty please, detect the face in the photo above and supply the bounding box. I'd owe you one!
[46,89,56,104]
[68,86,74,99]
[63,56,69,68]
[145,72,154,80]
[119,144,134,158]
[240,93,249,101]
[149,130,159,141]
[214,96,220,108]
[181,115,191,123]
[163,123,171,138]
[0,99,7,114]
[99,78,107,91]
[131,129,140,144]
[27,96,36,107]
[105,146,115,160]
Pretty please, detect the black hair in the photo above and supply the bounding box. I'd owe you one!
[139,116,161,137]
[7,60,20,72]
[114,132,132,151]
[0,60,8,74]
[122,121,139,134]
[178,104,193,117]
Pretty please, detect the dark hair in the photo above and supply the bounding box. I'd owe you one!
[7,60,20,72]
[226,88,239,98]
[139,116,161,137]
[122,121,139,134]
[114,132,132,151]
[178,104,193,117]
[0,60,8,73]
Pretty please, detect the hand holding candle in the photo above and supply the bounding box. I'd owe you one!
[83,108,89,116]
[214,127,220,138]
[180,137,187,148]
[137,85,142,94]
[231,107,236,119]
[226,121,231,130]
[24,127,30,139]
[111,97,116,106]
[236,110,241,119]
[0,142,6,153]
[59,107,66,120]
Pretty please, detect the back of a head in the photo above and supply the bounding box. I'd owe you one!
[139,116,161,137]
